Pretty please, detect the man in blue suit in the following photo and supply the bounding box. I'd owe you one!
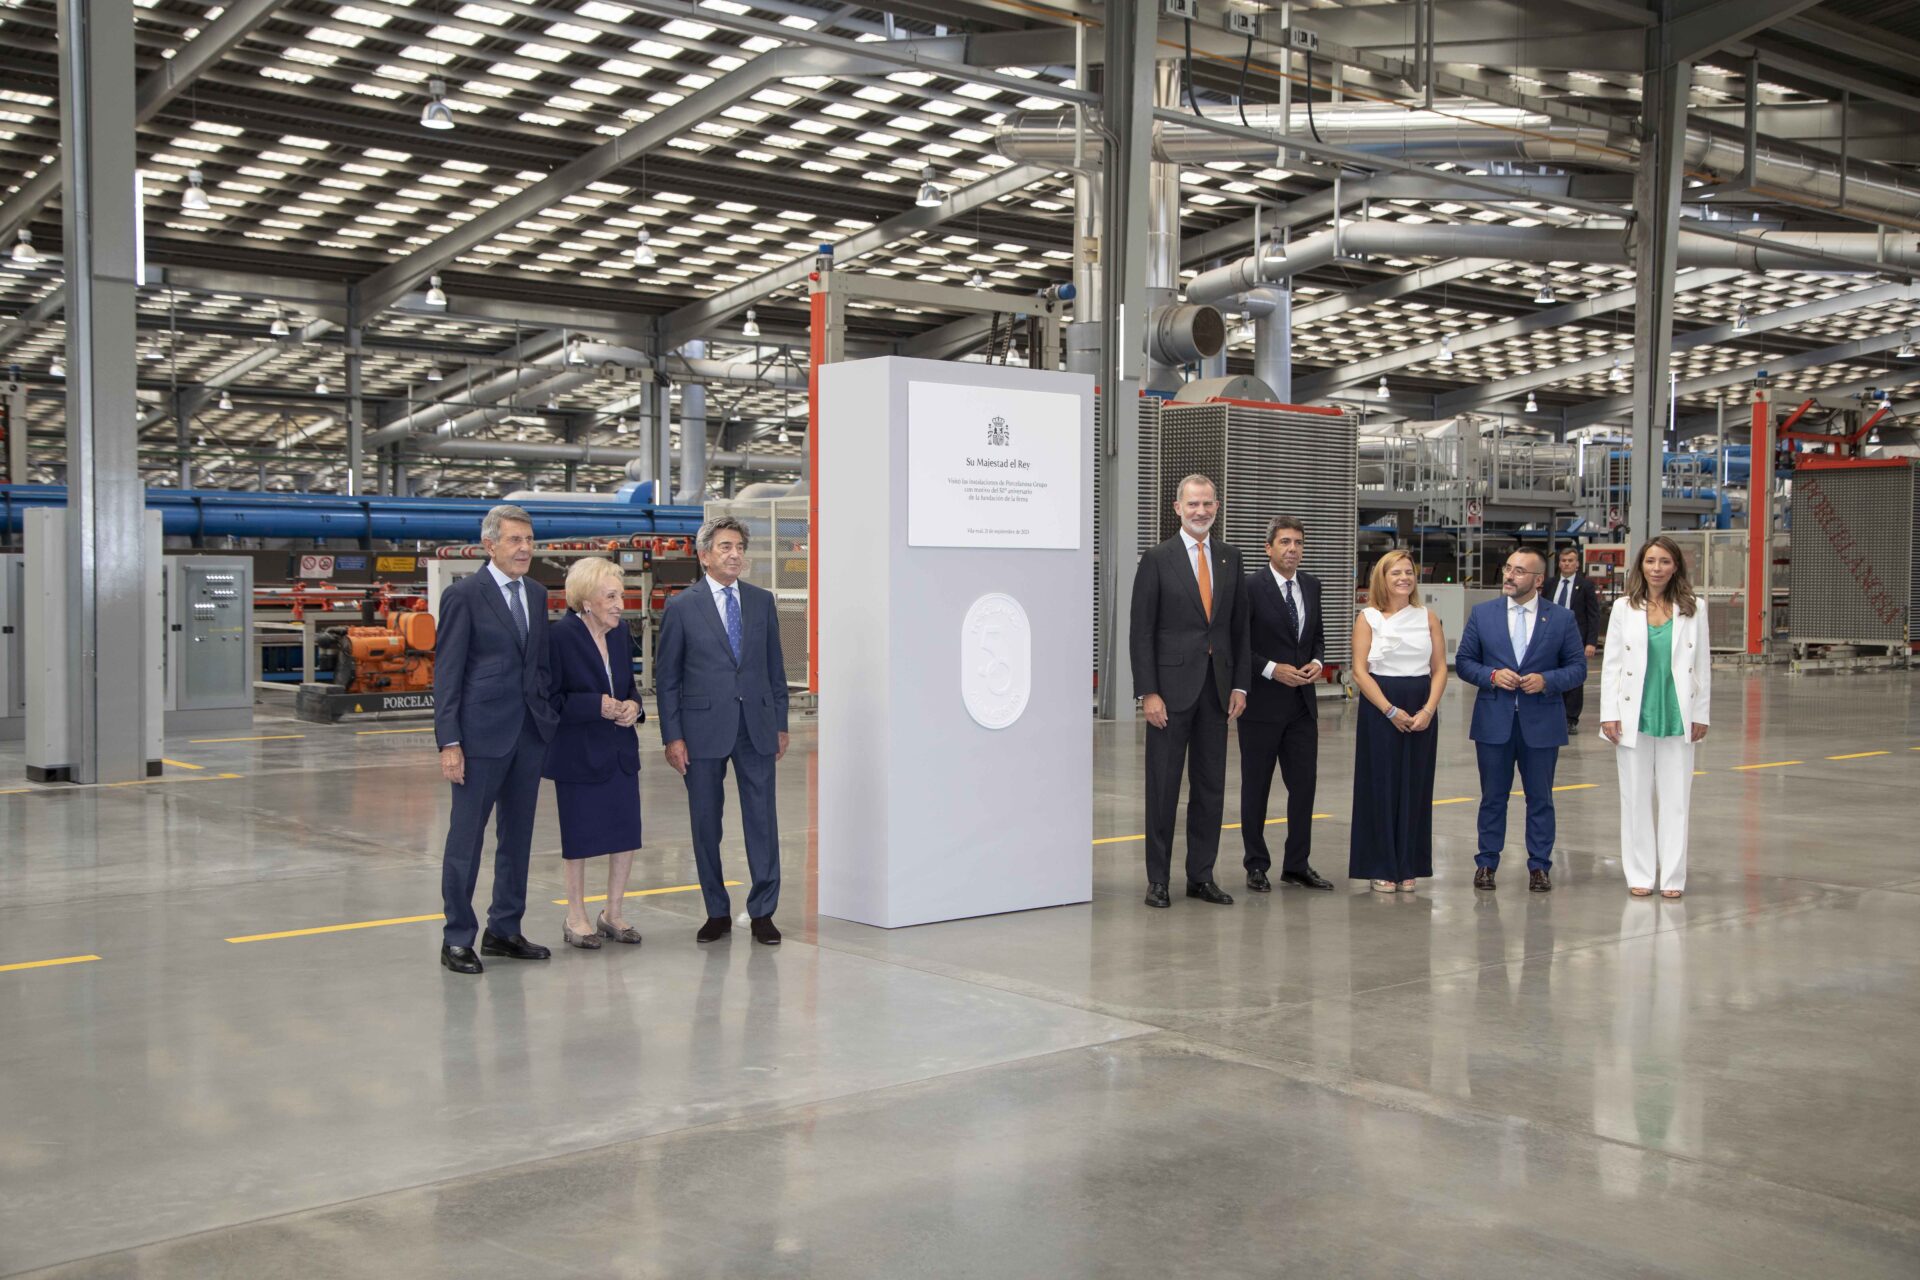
[433,505,560,974]
[657,516,790,944]
[1455,547,1587,892]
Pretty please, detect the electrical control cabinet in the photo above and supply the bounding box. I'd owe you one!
[168,557,254,716]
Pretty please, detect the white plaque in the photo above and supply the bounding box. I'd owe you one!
[960,593,1031,730]
[907,381,1082,549]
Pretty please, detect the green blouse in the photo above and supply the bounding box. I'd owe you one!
[1639,619,1686,738]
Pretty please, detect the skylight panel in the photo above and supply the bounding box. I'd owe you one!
[311,28,365,49]
[571,76,620,94]
[286,48,340,67]
[262,67,315,84]
[365,148,413,162]
[428,24,486,45]
[662,18,715,39]
[374,63,429,82]
[491,63,541,81]
[954,83,1002,101]
[597,58,649,77]
[631,39,679,58]
[576,2,634,20]
[518,43,572,62]
[920,100,963,117]
[887,115,930,132]
[741,36,782,53]
[456,3,513,23]
[336,6,394,27]
[278,135,330,151]
[753,88,801,106]
[855,131,900,147]
[823,103,869,120]
[400,45,457,65]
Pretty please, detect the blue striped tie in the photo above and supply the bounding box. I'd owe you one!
[724,585,743,663]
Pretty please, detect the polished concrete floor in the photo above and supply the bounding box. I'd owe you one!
[2,668,1917,1277]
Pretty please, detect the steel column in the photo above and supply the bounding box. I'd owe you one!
[345,313,364,497]
[57,0,145,784]
[1628,34,1691,550]
[1094,0,1156,721]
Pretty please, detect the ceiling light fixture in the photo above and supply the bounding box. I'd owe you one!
[1534,279,1555,305]
[1375,376,1390,400]
[777,424,790,444]
[616,418,630,434]
[314,375,329,395]
[565,338,587,366]
[10,230,36,265]
[218,390,233,410]
[269,310,290,338]
[146,341,165,362]
[1436,334,1454,363]
[426,366,444,383]
[1525,391,1539,413]
[49,354,64,378]
[1733,304,1750,334]
[1608,355,1625,383]
[1899,333,1916,359]
[967,269,986,289]
[182,170,211,212]
[423,275,448,308]
[421,80,456,131]
[632,228,656,268]
[741,307,760,339]
[915,178,943,208]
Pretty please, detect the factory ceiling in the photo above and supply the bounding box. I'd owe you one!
[2,0,1919,493]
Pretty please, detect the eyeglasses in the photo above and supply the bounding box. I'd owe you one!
[1502,565,1541,579]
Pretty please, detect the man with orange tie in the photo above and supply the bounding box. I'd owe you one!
[1129,474,1251,910]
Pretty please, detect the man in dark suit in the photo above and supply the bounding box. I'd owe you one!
[433,504,560,974]
[658,515,790,945]
[1546,545,1602,729]
[1129,474,1250,910]
[1239,515,1332,893]
[1455,547,1588,893]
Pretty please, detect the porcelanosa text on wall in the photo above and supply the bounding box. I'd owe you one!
[905,380,1082,550]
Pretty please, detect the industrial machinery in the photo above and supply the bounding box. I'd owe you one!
[0,552,20,740]
[295,593,438,724]
[1788,458,1918,665]
[1157,398,1361,669]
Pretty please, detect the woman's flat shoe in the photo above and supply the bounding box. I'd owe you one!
[562,921,602,949]
[1371,880,1396,893]
[1660,889,1683,899]
[1629,887,1654,897]
[1397,880,1417,892]
[596,913,643,945]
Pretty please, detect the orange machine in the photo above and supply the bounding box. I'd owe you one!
[325,609,436,694]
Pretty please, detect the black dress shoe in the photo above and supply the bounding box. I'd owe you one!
[480,932,551,960]
[1279,866,1335,891]
[1186,880,1235,905]
[1474,867,1496,891]
[750,916,782,945]
[1529,869,1553,893]
[697,915,733,943]
[1246,869,1272,893]
[441,944,483,975]
[1144,882,1171,909]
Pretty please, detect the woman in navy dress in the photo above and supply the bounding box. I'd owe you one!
[1349,550,1449,892]
[546,556,645,948]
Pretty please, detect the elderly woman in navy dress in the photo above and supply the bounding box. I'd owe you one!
[546,556,645,948]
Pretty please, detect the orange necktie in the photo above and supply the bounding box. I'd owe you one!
[1196,543,1212,622]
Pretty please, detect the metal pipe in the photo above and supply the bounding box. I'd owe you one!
[674,339,709,504]
[421,438,800,472]
[1182,221,1920,306]
[997,102,1920,228]
[1248,287,1292,402]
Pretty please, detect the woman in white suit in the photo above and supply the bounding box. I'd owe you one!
[1599,536,1711,898]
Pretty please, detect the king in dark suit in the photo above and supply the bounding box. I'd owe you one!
[1546,545,1603,729]
[1129,474,1251,910]
[657,516,790,945]
[432,505,560,974]
[1239,515,1333,892]
[1455,547,1588,893]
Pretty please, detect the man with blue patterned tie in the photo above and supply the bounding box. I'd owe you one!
[433,505,560,974]
[657,516,791,944]
[1455,548,1587,892]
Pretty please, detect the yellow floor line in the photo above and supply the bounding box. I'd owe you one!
[1510,783,1599,795]
[1095,814,1332,845]
[356,727,437,736]
[188,734,305,743]
[0,954,102,974]
[1828,751,1890,760]
[1733,760,1802,771]
[108,772,243,788]
[160,758,205,771]
[228,914,446,943]
[552,881,740,905]
[1434,796,1477,805]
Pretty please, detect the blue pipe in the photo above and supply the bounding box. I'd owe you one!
[0,486,705,541]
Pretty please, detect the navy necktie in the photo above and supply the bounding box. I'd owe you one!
[724,585,743,663]
[507,578,529,640]
[1280,578,1300,640]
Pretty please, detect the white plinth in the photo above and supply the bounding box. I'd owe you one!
[818,357,1094,928]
